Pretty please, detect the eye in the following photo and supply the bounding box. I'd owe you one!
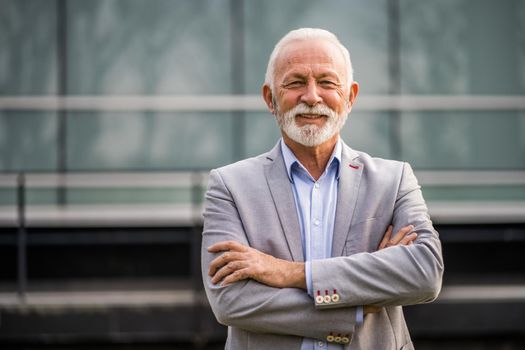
[283,81,305,89]
[319,80,338,88]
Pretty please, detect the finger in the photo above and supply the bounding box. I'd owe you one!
[378,225,393,250]
[208,251,245,276]
[211,260,246,284]
[399,232,418,245]
[221,268,250,286]
[207,240,248,253]
[387,225,414,246]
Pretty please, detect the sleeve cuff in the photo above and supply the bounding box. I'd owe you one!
[305,260,314,297]
[356,306,363,324]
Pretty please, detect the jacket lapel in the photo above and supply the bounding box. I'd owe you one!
[332,142,363,257]
[264,143,304,262]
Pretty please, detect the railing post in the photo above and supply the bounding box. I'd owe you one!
[230,0,246,162]
[388,0,402,161]
[16,173,27,303]
[57,0,68,206]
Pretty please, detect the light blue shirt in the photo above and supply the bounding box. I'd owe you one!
[281,139,362,350]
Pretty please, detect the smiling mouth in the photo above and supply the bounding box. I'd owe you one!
[296,114,327,119]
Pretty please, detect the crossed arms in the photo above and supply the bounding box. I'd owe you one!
[201,162,444,340]
[207,224,417,289]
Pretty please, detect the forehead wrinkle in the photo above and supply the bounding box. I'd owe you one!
[278,51,339,73]
[273,39,347,86]
[281,66,342,82]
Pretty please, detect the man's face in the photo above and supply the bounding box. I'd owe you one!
[268,39,357,147]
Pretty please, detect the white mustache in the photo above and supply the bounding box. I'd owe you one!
[290,103,337,118]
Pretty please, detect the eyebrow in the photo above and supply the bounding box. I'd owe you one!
[282,72,307,81]
[282,71,341,81]
[316,72,341,80]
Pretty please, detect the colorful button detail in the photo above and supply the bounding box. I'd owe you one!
[315,290,324,304]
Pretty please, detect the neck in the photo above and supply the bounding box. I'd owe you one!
[282,133,339,180]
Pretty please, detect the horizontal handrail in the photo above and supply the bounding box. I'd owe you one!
[0,95,524,111]
[428,201,525,224]
[0,201,524,227]
[1,284,524,308]
[0,171,209,188]
[0,170,523,188]
[0,204,202,227]
[414,170,525,186]
[436,285,525,303]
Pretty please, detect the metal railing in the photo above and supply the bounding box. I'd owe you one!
[1,94,525,112]
[7,170,208,303]
[16,174,27,302]
[2,170,524,227]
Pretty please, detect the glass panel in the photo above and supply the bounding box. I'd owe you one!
[66,188,192,205]
[67,112,234,170]
[0,187,200,206]
[400,0,525,95]
[422,185,525,202]
[0,189,15,206]
[244,0,390,95]
[0,0,57,95]
[244,112,282,157]
[400,111,525,169]
[67,0,232,94]
[342,111,392,159]
[0,111,58,171]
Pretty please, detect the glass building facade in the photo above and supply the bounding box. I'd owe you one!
[1,0,524,208]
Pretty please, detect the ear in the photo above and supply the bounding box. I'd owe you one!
[262,84,276,115]
[348,81,359,108]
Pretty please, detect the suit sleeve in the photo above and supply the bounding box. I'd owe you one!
[202,169,358,340]
[311,162,444,308]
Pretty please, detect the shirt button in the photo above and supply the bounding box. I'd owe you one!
[318,341,325,347]
[314,219,320,226]
[314,183,320,189]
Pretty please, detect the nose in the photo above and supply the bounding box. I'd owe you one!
[300,80,322,106]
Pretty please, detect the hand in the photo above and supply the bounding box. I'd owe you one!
[377,224,417,250]
[208,240,306,289]
[363,225,418,315]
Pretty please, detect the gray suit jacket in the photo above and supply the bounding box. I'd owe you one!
[201,140,443,350]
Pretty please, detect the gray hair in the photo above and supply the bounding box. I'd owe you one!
[264,28,354,92]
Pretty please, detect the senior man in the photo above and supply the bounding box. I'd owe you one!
[201,28,443,350]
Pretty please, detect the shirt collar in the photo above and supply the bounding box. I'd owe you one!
[280,138,342,183]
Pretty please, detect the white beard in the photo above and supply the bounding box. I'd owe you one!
[275,102,349,147]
